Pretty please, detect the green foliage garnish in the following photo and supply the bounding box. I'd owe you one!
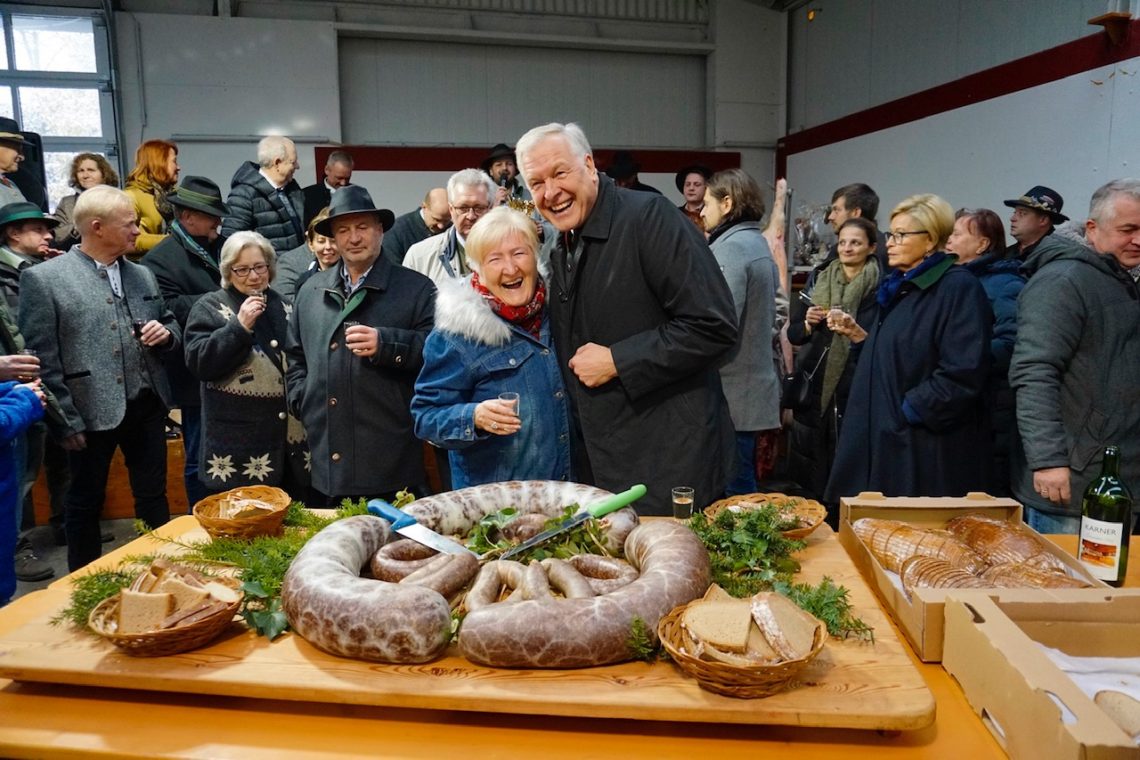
[241,580,289,640]
[465,507,519,556]
[50,567,141,631]
[774,576,874,641]
[688,508,872,639]
[689,507,804,596]
[464,504,615,562]
[626,615,657,661]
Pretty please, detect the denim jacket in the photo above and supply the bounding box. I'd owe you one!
[412,276,571,489]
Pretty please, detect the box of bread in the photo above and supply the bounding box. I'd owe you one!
[837,492,1106,662]
[943,593,1140,758]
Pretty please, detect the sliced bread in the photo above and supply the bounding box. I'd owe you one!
[118,590,175,634]
[156,576,210,611]
[203,580,240,604]
[1095,690,1140,739]
[681,599,753,653]
[750,592,821,661]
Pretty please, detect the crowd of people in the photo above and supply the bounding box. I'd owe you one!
[0,111,1137,605]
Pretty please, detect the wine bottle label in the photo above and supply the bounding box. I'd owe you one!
[1078,516,1124,581]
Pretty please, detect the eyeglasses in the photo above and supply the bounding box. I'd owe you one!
[230,263,269,278]
[452,204,490,217]
[886,230,930,244]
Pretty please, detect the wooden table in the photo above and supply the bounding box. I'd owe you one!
[0,525,1127,759]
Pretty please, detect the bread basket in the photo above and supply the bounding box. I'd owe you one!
[703,493,827,540]
[657,599,828,699]
[88,575,244,657]
[192,485,291,540]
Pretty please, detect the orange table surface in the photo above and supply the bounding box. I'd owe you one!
[0,520,1130,760]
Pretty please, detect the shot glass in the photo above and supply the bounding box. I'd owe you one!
[498,391,520,415]
[251,289,267,305]
[826,307,850,331]
[671,486,695,521]
[19,348,36,357]
[132,319,148,340]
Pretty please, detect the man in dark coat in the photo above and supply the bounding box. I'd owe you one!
[142,176,228,508]
[1010,179,1140,534]
[285,185,435,502]
[301,150,353,229]
[221,136,305,253]
[1004,185,1066,261]
[380,187,450,267]
[515,123,738,515]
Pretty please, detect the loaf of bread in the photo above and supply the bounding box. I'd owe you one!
[945,514,1066,572]
[853,518,985,574]
[979,563,1093,589]
[899,556,990,599]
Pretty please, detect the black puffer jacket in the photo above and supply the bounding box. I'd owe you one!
[220,162,305,252]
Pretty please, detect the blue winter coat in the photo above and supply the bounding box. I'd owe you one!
[412,277,571,489]
[0,381,46,605]
[825,254,992,502]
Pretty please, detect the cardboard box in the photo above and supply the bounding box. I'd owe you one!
[943,593,1140,759]
[838,492,1106,662]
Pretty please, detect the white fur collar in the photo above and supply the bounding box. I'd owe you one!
[433,276,513,347]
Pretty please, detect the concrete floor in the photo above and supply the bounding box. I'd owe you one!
[12,520,139,602]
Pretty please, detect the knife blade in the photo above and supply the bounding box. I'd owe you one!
[500,484,647,560]
[367,500,476,557]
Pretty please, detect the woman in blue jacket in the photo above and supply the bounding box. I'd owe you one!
[1,380,46,606]
[412,207,571,489]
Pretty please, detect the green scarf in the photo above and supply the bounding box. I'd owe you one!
[812,258,880,410]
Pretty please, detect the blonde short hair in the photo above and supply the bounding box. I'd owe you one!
[220,230,277,288]
[74,185,133,236]
[890,194,955,250]
[465,206,539,267]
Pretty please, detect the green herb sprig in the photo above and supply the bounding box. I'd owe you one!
[774,576,874,641]
[626,615,657,661]
[50,567,142,630]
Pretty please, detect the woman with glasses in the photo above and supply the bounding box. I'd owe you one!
[184,231,307,495]
[786,216,881,509]
[824,194,991,503]
[698,169,781,495]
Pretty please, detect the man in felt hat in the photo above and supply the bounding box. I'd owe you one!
[675,164,711,231]
[482,143,530,206]
[142,176,230,508]
[380,187,450,268]
[20,185,179,571]
[286,185,435,503]
[515,122,737,515]
[0,117,31,207]
[403,169,496,285]
[604,150,660,195]
[0,202,70,581]
[1004,185,1067,260]
[301,150,354,230]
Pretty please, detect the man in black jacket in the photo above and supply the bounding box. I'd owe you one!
[301,150,353,229]
[515,123,738,515]
[380,187,450,267]
[221,136,304,253]
[142,176,228,508]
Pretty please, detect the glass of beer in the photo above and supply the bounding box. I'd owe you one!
[672,486,695,521]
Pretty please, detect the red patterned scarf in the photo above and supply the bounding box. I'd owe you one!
[470,272,546,339]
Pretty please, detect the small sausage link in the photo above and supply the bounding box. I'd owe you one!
[540,557,595,599]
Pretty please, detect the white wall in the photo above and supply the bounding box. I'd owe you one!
[788,0,1110,132]
[785,57,1140,228]
[115,12,340,193]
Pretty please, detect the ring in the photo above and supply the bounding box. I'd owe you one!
[492,422,500,431]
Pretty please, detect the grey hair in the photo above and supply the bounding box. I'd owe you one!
[326,150,354,168]
[1088,178,1140,224]
[447,168,496,205]
[220,230,277,288]
[74,185,133,235]
[515,123,593,187]
[257,135,295,169]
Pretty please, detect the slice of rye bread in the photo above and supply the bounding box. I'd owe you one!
[156,576,210,611]
[750,592,821,661]
[118,590,175,634]
[681,600,753,653]
[1095,690,1140,739]
[702,584,735,603]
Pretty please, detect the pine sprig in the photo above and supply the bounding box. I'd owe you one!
[774,576,874,641]
[50,567,142,630]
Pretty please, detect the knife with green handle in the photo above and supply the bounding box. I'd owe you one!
[500,484,647,560]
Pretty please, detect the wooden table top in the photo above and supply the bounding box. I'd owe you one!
[0,520,1130,759]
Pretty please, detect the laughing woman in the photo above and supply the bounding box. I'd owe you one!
[411,206,571,488]
[824,194,992,502]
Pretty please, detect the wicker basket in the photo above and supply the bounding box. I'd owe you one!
[657,599,828,699]
[88,575,244,657]
[703,493,827,540]
[192,485,291,540]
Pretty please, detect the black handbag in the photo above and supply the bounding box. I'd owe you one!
[781,344,829,412]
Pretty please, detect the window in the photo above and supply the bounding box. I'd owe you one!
[0,8,118,210]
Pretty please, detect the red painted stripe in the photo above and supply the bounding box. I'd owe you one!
[312,146,739,184]
[775,19,1140,177]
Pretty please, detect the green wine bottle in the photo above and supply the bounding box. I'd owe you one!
[1078,446,1133,587]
